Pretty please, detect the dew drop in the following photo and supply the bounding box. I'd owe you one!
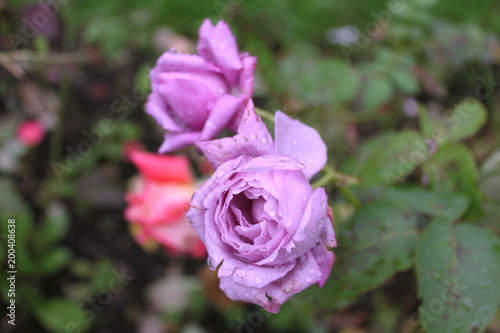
[254,275,263,286]
[261,138,267,144]
[275,265,286,273]
[292,140,298,146]
[308,269,316,275]
[269,210,276,217]
[250,133,256,140]
[305,276,312,283]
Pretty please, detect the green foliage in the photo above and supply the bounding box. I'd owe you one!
[422,143,483,218]
[35,299,90,333]
[343,130,428,187]
[381,187,469,221]
[278,55,361,107]
[329,200,419,307]
[416,219,500,333]
[419,98,488,144]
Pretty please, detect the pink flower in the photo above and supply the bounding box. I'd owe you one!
[146,19,256,153]
[124,150,206,259]
[17,120,46,147]
[187,101,336,312]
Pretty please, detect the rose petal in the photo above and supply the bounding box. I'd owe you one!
[219,252,323,313]
[200,94,244,141]
[238,54,257,98]
[158,131,202,153]
[274,111,327,179]
[197,19,242,85]
[157,76,218,129]
[311,245,335,287]
[129,150,193,183]
[196,100,275,168]
[151,52,221,76]
[187,156,249,266]
[145,218,205,255]
[145,92,182,132]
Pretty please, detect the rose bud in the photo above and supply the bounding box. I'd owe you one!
[145,19,256,153]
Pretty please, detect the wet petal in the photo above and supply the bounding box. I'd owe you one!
[158,131,202,153]
[197,100,275,168]
[200,94,244,141]
[274,111,327,179]
[145,92,182,132]
[151,52,221,76]
[197,19,242,85]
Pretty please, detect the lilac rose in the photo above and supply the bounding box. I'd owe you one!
[146,19,256,153]
[186,101,336,312]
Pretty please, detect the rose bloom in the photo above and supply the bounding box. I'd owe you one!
[187,101,336,312]
[124,149,206,258]
[17,120,46,147]
[146,19,256,153]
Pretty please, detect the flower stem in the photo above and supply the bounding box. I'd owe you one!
[312,165,360,208]
[254,107,275,123]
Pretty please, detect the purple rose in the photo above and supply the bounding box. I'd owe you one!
[186,101,336,312]
[146,19,256,153]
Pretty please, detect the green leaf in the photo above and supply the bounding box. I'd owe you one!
[389,68,419,94]
[422,143,482,218]
[479,149,500,203]
[37,201,71,248]
[343,130,429,187]
[35,298,90,333]
[419,98,487,143]
[416,220,500,333]
[382,187,469,221]
[328,200,419,307]
[362,76,393,109]
[38,247,72,276]
[279,56,360,107]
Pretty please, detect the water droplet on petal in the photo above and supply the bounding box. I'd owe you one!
[275,265,286,273]
[269,210,276,217]
[250,133,256,140]
[254,275,263,286]
[292,140,298,146]
[308,269,316,275]
[305,276,312,283]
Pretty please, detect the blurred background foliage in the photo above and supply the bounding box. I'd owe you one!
[1,0,500,332]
